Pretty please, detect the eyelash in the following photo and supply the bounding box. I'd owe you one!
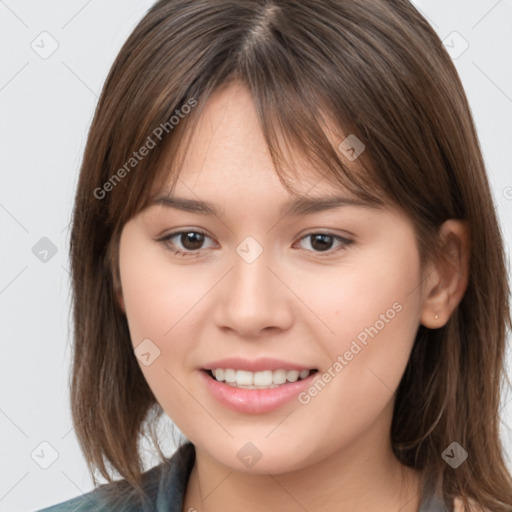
[157,230,354,258]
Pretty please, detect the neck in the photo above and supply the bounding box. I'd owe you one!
[182,407,422,512]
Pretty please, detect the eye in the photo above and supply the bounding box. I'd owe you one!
[157,230,215,257]
[295,232,353,255]
[157,230,353,257]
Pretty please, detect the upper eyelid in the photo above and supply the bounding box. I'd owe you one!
[159,230,352,252]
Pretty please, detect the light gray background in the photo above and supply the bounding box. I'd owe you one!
[1,1,511,511]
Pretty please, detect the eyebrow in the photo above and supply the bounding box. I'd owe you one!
[147,194,380,217]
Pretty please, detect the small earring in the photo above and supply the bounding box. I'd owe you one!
[435,313,439,320]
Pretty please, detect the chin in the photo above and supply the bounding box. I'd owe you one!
[193,435,327,475]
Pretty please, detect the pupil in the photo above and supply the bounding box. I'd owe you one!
[179,233,334,252]
[182,232,204,250]
[311,234,333,252]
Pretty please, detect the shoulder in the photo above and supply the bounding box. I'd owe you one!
[35,442,196,512]
[34,475,155,512]
[35,491,103,512]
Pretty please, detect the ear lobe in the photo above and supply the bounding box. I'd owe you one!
[420,220,470,329]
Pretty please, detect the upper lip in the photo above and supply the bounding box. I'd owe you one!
[202,357,315,372]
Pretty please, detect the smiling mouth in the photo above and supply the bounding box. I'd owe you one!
[204,368,318,389]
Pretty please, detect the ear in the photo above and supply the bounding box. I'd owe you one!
[420,219,470,329]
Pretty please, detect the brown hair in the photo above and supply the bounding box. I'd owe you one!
[69,0,512,509]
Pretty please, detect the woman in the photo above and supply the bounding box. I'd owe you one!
[37,1,512,510]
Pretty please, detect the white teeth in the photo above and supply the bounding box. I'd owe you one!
[299,369,310,379]
[210,368,313,387]
[253,370,273,386]
[286,370,299,383]
[236,370,253,386]
[224,369,236,383]
[272,369,287,385]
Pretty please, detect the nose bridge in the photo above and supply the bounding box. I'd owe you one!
[214,236,292,335]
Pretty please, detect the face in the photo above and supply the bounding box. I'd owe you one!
[117,81,427,475]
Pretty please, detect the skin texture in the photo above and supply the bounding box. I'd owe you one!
[117,81,470,511]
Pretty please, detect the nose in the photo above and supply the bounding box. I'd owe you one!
[213,244,294,339]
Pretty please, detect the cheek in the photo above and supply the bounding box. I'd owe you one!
[119,242,212,347]
[300,243,422,421]
[118,244,209,426]
[317,236,422,353]
[118,236,220,419]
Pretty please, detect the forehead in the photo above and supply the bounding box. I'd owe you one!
[149,80,375,208]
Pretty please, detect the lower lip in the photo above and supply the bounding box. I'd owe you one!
[200,370,317,414]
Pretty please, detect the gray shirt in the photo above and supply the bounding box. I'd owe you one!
[36,442,450,511]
